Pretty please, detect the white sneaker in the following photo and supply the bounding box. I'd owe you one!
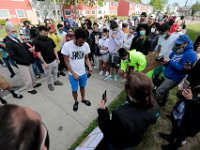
[104,75,113,81]
[99,71,104,75]
[105,71,109,76]
[181,140,186,146]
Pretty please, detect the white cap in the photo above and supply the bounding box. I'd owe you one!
[150,14,156,19]
[5,21,15,31]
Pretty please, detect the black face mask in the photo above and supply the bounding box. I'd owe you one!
[40,35,48,40]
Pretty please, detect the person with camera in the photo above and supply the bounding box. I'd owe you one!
[159,62,200,148]
[118,48,147,79]
[155,34,197,106]
[0,104,49,150]
[98,73,160,150]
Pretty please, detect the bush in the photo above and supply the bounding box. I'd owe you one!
[0,20,6,26]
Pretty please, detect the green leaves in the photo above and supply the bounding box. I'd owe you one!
[150,0,164,11]
[191,3,200,16]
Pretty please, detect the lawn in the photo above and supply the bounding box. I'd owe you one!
[69,23,200,150]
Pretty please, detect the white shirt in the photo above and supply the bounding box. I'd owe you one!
[99,38,109,54]
[57,31,67,48]
[61,40,90,76]
[158,34,178,57]
[123,33,134,50]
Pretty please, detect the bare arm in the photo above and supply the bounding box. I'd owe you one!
[37,52,48,69]
[85,54,92,71]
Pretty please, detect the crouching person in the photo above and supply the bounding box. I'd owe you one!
[118,48,147,79]
[97,73,160,150]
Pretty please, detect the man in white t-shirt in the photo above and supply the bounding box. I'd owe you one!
[61,28,92,111]
[157,23,178,57]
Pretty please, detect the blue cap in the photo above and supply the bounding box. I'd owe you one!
[175,34,190,45]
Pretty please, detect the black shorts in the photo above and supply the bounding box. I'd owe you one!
[109,53,120,68]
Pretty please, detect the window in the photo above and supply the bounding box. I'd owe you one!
[0,9,10,19]
[64,9,71,16]
[52,10,56,16]
[16,9,26,18]
[98,10,104,14]
[91,10,96,14]
[85,10,90,14]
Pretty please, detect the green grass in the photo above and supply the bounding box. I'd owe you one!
[186,24,200,42]
[69,23,200,150]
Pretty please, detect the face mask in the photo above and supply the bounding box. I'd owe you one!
[112,30,117,34]
[58,30,63,33]
[140,30,146,36]
[11,33,17,39]
[40,35,48,40]
[176,48,184,54]
[162,34,167,38]
[102,36,107,40]
[151,28,156,33]
[122,58,130,63]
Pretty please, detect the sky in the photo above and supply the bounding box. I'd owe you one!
[141,0,198,7]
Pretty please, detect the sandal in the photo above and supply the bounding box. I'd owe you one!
[73,102,79,111]
[81,100,91,106]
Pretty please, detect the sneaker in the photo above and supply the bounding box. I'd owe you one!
[114,75,118,81]
[28,89,37,94]
[13,93,23,99]
[48,84,55,91]
[104,75,113,81]
[60,72,66,76]
[105,71,109,76]
[36,75,40,78]
[73,101,79,111]
[10,73,15,78]
[99,71,104,76]
[54,80,63,86]
[33,83,42,88]
[181,140,186,146]
[0,98,7,105]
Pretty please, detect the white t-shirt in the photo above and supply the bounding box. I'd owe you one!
[99,38,109,54]
[158,34,178,57]
[61,40,90,76]
[58,31,67,48]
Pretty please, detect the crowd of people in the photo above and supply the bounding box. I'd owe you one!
[0,11,200,150]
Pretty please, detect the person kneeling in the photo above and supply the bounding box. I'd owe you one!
[118,48,147,79]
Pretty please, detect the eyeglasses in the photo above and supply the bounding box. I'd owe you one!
[40,123,48,150]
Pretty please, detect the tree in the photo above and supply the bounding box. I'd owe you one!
[150,0,164,10]
[191,3,200,15]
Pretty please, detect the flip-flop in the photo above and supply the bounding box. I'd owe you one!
[81,100,91,106]
[73,102,79,111]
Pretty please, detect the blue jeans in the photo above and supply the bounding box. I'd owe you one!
[32,58,44,76]
[2,57,18,74]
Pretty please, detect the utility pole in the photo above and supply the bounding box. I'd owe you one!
[74,0,78,20]
[54,0,59,20]
[185,0,189,7]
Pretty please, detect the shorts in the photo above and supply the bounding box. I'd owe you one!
[99,53,109,62]
[68,74,87,92]
[109,53,120,68]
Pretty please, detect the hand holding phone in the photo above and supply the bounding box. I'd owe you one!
[102,90,107,102]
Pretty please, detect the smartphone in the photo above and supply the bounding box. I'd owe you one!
[102,90,107,102]
[183,79,190,89]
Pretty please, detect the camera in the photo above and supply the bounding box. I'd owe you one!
[156,56,164,62]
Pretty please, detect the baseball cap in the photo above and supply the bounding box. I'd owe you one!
[175,34,190,45]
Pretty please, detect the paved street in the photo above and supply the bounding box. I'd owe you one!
[0,66,123,150]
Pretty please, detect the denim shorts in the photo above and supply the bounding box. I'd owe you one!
[68,74,87,92]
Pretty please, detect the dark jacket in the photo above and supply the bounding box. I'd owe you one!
[130,36,151,55]
[4,36,32,66]
[172,96,200,137]
[97,97,160,149]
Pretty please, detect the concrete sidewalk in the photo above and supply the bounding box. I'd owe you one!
[0,66,123,150]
